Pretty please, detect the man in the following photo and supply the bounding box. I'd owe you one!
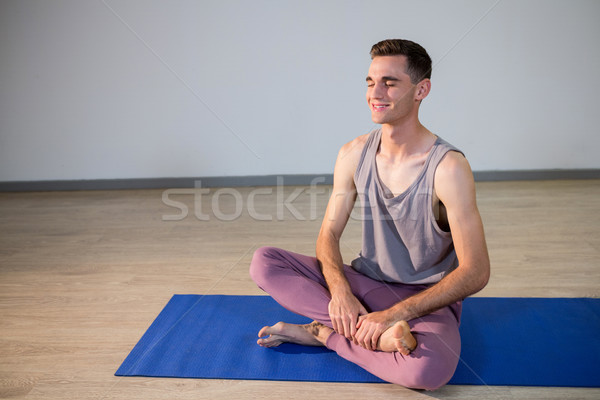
[249,39,490,390]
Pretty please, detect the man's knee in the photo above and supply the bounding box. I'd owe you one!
[390,354,458,391]
[403,366,454,391]
[248,246,280,287]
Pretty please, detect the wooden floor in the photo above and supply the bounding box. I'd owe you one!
[1,180,599,399]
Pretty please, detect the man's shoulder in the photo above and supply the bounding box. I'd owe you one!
[333,132,373,183]
[338,133,371,160]
[435,150,475,200]
[437,150,470,175]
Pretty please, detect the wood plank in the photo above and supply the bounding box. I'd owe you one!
[1,180,599,399]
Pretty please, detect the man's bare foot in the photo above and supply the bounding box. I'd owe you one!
[257,321,332,348]
[378,320,417,355]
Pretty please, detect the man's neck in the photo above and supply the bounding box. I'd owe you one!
[379,119,435,160]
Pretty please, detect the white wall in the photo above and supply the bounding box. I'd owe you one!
[1,0,599,182]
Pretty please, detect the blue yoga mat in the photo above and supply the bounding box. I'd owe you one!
[116,295,600,387]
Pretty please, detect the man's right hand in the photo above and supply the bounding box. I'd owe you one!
[328,291,368,340]
[317,136,368,341]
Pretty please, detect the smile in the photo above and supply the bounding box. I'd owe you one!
[372,104,389,111]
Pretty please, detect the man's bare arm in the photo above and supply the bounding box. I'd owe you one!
[395,152,490,316]
[316,136,368,340]
[354,151,490,350]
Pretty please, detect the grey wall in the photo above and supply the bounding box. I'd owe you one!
[1,0,599,182]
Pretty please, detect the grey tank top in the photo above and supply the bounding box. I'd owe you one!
[350,128,463,284]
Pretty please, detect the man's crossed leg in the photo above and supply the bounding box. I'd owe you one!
[249,246,462,390]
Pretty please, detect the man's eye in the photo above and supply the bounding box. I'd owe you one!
[367,83,374,87]
[385,82,394,87]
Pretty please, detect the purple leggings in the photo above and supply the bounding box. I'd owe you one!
[249,246,462,390]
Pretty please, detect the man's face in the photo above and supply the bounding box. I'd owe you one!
[366,55,420,125]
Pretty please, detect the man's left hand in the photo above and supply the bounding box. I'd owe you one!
[354,310,396,351]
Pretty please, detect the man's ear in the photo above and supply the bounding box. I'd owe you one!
[415,79,431,101]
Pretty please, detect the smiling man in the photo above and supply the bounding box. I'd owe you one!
[249,39,490,390]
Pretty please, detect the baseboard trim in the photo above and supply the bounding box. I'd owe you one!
[0,169,598,192]
[472,169,600,181]
[0,175,334,192]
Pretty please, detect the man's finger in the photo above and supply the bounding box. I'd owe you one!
[331,314,340,335]
[348,314,358,338]
[337,318,346,337]
[370,330,380,351]
[337,318,345,337]
[355,316,363,330]
[343,315,353,339]
[363,327,373,351]
[353,325,363,346]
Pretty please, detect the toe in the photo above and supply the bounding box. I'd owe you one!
[258,325,271,338]
[258,335,281,348]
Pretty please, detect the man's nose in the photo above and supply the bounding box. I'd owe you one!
[372,83,385,98]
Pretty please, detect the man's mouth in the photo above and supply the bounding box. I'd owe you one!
[372,104,389,111]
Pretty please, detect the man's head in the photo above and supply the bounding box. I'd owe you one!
[366,39,432,125]
[370,39,432,84]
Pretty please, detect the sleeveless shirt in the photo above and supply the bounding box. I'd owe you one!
[350,128,463,284]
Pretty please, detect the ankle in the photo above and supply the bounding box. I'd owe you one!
[307,321,333,345]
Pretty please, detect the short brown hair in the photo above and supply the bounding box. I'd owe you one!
[370,39,432,84]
